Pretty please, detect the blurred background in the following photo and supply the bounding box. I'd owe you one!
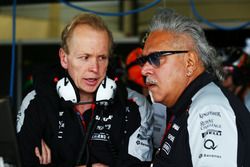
[1,0,250,110]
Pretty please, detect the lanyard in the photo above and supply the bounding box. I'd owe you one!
[158,106,190,156]
[160,114,175,145]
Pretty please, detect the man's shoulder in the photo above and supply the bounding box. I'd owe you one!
[192,82,229,106]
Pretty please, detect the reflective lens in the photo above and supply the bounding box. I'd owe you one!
[137,50,188,67]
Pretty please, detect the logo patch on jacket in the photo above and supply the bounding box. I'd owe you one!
[58,111,65,139]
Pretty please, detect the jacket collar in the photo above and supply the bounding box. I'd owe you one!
[168,72,216,116]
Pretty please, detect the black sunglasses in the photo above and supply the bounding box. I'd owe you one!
[136,50,189,67]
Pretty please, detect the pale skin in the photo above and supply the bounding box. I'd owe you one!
[34,24,111,166]
[60,24,110,113]
[34,139,51,164]
[141,30,205,107]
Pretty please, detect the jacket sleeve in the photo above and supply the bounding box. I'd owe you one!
[127,88,154,162]
[17,90,46,166]
[187,98,238,167]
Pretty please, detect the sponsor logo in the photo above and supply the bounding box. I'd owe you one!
[105,124,111,129]
[199,111,221,119]
[200,119,221,130]
[199,153,221,159]
[91,132,109,141]
[200,119,213,126]
[167,133,175,142]
[58,131,63,138]
[136,140,150,147]
[199,154,203,158]
[96,124,111,131]
[59,111,64,116]
[162,142,171,155]
[202,129,222,138]
[58,111,65,139]
[172,123,180,131]
[96,125,104,130]
[126,107,130,112]
[59,121,65,128]
[204,139,217,150]
[95,115,113,122]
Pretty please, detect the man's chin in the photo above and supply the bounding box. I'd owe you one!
[151,94,163,104]
[80,86,98,94]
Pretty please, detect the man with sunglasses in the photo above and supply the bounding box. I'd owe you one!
[138,9,250,167]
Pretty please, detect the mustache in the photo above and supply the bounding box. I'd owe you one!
[145,77,157,85]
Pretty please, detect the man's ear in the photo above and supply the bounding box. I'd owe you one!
[185,51,198,76]
[59,48,68,69]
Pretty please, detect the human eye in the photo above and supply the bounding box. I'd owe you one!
[77,55,89,61]
[98,55,108,62]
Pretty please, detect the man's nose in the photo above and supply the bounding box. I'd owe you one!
[89,58,99,72]
[141,62,153,76]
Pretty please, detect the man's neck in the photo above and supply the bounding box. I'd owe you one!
[76,92,94,114]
